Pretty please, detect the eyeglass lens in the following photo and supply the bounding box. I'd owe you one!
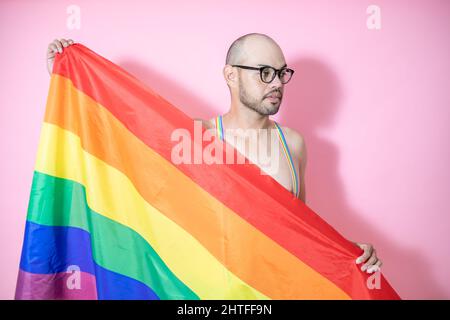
[261,67,293,84]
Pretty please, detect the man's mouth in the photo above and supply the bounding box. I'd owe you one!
[266,93,281,101]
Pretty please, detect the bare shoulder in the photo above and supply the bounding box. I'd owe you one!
[278,125,306,154]
[193,118,215,130]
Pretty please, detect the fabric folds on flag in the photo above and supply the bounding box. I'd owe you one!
[15,44,400,300]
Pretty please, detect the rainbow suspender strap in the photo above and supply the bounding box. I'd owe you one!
[215,115,300,198]
[215,115,224,142]
[273,121,300,198]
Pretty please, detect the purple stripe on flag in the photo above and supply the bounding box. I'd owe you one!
[15,269,97,300]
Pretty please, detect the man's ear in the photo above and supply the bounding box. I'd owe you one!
[223,65,237,88]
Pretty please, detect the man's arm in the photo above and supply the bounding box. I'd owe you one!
[282,126,307,203]
[298,136,307,203]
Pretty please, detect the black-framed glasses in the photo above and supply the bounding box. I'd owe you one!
[231,64,294,84]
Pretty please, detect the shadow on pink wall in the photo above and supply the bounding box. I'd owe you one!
[282,57,447,299]
[118,57,447,299]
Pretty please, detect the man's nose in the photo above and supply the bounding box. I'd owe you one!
[269,74,283,89]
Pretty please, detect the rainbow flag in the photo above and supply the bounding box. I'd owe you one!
[15,44,400,300]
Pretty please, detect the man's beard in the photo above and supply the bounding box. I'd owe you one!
[239,81,280,116]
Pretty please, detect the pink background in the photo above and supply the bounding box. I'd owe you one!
[1,0,449,299]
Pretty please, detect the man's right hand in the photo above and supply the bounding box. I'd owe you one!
[47,38,74,75]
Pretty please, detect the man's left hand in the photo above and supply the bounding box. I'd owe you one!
[355,242,382,274]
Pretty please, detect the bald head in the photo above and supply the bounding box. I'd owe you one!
[225,33,284,66]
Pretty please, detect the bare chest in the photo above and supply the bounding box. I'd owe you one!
[222,133,298,195]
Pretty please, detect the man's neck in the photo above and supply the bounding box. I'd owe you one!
[221,108,274,131]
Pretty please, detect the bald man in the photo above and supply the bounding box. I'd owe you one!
[46,35,382,275]
[197,33,306,203]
